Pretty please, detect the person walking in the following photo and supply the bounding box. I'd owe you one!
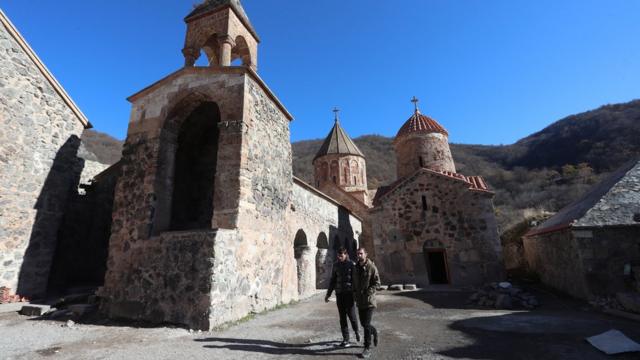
[353,247,380,359]
[325,247,360,347]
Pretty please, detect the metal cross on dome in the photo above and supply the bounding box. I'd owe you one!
[411,96,420,113]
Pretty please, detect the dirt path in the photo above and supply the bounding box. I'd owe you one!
[1,290,639,359]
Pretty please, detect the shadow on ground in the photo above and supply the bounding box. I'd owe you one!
[438,308,640,359]
[195,337,358,356]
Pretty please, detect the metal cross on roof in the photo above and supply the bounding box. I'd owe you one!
[333,107,340,122]
[411,96,420,113]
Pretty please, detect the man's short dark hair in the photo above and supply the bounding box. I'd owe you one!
[337,247,348,255]
[357,247,367,254]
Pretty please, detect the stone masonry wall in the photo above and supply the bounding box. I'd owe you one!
[206,76,293,325]
[289,181,363,293]
[395,133,456,178]
[371,171,502,287]
[99,68,246,329]
[525,227,640,299]
[523,229,590,299]
[579,227,640,296]
[0,21,86,297]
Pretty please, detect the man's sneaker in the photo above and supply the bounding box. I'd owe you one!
[339,340,351,348]
[372,327,378,347]
[355,332,361,342]
[361,348,371,359]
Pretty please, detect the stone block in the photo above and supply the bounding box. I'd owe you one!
[377,285,388,291]
[403,284,417,290]
[19,304,51,316]
[389,284,404,291]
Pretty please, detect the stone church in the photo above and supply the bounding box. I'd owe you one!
[0,0,502,330]
[314,100,503,288]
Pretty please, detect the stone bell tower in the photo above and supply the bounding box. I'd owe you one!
[182,0,259,70]
[394,97,456,178]
[313,108,368,203]
[101,0,296,330]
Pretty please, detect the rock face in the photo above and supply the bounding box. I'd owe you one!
[0,12,91,298]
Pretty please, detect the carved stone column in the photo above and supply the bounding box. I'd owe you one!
[218,35,235,67]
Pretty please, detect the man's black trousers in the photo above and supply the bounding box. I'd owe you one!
[336,292,359,341]
[358,307,376,349]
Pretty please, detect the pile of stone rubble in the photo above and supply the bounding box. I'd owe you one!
[467,282,540,310]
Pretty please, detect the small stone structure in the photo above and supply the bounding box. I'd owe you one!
[524,159,640,299]
[0,10,104,298]
[369,103,503,287]
[98,0,362,330]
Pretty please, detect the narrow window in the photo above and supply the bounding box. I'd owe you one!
[332,176,337,184]
[353,176,357,185]
[419,156,424,167]
[422,195,428,211]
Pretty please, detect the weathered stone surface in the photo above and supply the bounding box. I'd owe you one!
[98,66,362,330]
[0,14,89,297]
[389,284,404,291]
[403,284,417,290]
[524,227,640,299]
[372,170,503,287]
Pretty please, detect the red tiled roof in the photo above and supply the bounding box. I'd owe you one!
[396,111,448,139]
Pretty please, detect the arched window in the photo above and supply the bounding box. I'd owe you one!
[170,102,221,230]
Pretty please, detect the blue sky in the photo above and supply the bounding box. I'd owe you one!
[2,0,640,144]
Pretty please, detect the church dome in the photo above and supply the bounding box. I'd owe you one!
[395,111,448,140]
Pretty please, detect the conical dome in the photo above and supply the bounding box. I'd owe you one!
[314,119,364,161]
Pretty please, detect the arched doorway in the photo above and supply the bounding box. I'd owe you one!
[423,246,450,285]
[315,232,330,289]
[170,102,220,230]
[294,229,311,296]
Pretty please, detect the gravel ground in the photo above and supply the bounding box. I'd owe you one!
[1,289,639,359]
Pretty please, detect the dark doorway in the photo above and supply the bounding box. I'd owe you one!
[424,249,449,284]
[170,102,220,230]
[294,229,309,296]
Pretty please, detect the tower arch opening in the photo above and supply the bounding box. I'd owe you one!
[170,102,221,231]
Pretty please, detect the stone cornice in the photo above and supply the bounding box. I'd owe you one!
[126,66,293,121]
[0,10,92,129]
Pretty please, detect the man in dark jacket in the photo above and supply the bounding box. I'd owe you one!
[353,247,380,359]
[325,247,360,347]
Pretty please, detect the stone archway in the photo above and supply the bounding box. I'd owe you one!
[315,232,330,289]
[170,102,221,231]
[294,229,312,296]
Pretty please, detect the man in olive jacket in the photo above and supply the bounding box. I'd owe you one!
[353,247,380,358]
[325,247,360,347]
